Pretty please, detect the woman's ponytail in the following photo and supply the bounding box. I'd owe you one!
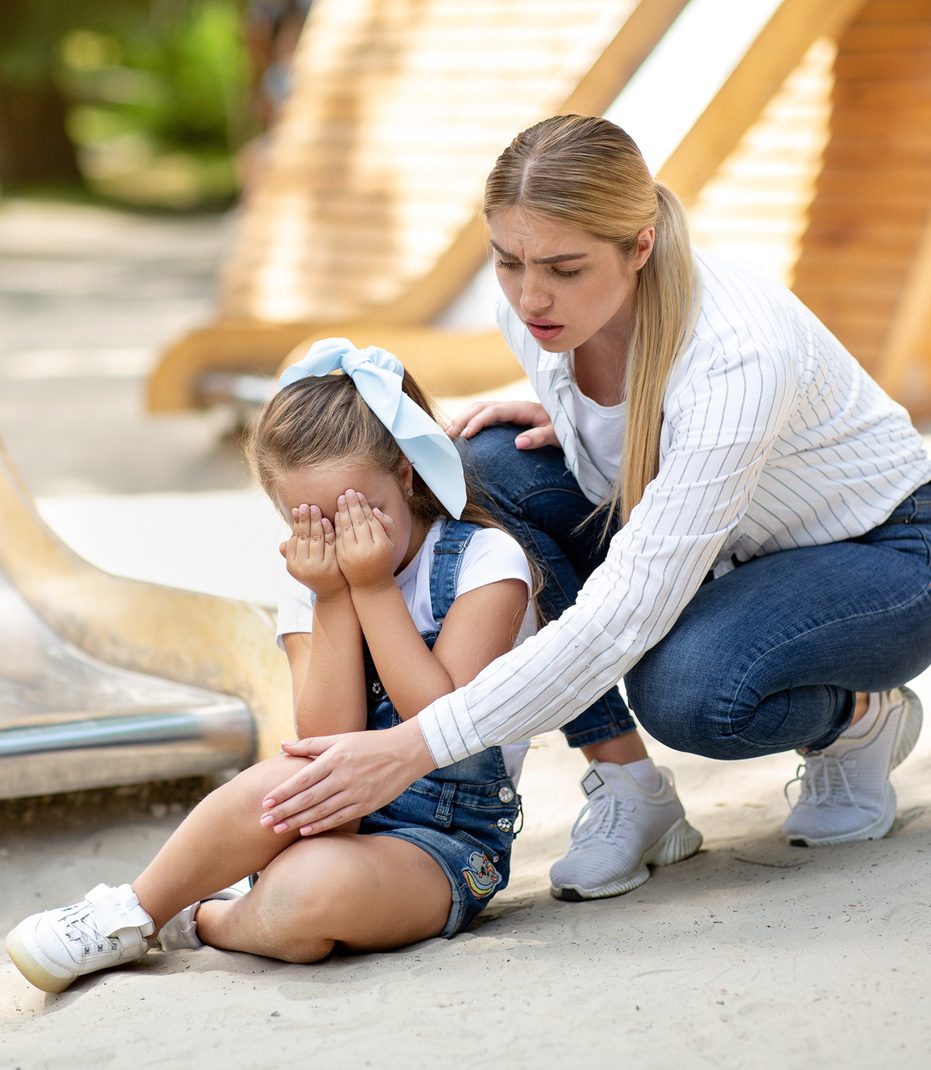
[620,183,699,523]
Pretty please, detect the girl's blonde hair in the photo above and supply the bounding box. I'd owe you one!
[246,368,510,537]
[483,114,700,524]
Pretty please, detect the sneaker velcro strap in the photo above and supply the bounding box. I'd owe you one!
[85,883,156,938]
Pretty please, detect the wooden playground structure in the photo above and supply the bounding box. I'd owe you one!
[150,0,931,419]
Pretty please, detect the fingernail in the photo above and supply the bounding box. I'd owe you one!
[262,796,276,806]
[273,821,289,833]
[515,436,529,449]
[260,813,275,826]
[299,825,313,836]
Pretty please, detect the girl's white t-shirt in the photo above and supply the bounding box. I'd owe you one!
[276,519,536,781]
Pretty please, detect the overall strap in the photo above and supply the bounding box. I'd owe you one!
[429,518,481,624]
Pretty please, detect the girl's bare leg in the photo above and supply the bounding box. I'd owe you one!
[132,755,317,930]
[196,833,452,963]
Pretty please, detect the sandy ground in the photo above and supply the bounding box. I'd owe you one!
[1,200,930,1069]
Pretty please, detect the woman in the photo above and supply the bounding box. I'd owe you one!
[257,115,931,903]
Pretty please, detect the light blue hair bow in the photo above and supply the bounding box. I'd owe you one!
[277,337,467,519]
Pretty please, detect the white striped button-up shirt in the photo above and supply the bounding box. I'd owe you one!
[420,252,931,765]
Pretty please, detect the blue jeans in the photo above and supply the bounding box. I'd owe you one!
[465,425,931,758]
[463,425,633,747]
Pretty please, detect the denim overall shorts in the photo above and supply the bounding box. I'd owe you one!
[358,519,522,937]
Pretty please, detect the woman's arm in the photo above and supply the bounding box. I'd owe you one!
[281,503,367,737]
[421,342,798,764]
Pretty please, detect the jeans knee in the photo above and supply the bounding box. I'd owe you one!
[462,425,523,497]
[627,661,746,760]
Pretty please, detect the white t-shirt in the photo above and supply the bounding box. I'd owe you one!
[569,365,625,492]
[276,519,536,780]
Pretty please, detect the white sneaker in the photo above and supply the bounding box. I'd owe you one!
[5,883,155,993]
[157,879,250,951]
[783,687,923,846]
[549,761,703,900]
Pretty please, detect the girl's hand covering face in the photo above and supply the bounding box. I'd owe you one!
[334,489,398,590]
[280,503,348,599]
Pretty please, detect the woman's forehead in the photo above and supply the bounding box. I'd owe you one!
[488,206,600,255]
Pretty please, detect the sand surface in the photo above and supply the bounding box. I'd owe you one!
[3,716,931,1069]
[2,200,930,1068]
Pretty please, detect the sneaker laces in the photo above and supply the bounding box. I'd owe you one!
[60,902,117,953]
[567,792,637,851]
[785,751,857,809]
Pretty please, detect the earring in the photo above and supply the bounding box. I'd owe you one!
[407,488,414,497]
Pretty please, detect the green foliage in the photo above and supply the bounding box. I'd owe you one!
[0,0,250,204]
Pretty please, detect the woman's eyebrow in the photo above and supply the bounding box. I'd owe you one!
[490,240,589,265]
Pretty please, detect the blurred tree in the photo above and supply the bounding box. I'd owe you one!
[0,0,247,195]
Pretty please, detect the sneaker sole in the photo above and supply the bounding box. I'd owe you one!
[5,926,73,994]
[788,686,923,847]
[551,817,703,901]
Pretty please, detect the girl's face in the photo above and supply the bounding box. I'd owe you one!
[488,207,654,354]
[277,459,418,572]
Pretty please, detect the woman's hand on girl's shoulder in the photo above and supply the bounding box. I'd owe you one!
[334,490,397,591]
[280,503,348,599]
[446,400,558,448]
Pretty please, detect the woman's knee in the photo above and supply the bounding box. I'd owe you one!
[626,649,743,759]
[464,423,522,471]
[461,424,527,505]
[627,653,834,760]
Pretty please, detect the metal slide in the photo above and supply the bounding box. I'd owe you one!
[0,566,254,800]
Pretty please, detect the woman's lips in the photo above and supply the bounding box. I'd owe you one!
[526,320,564,342]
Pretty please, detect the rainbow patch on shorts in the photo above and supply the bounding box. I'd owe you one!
[462,851,502,899]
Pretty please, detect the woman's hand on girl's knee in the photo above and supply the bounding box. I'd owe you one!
[446,400,556,447]
[260,723,435,835]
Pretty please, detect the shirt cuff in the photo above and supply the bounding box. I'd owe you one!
[418,690,485,767]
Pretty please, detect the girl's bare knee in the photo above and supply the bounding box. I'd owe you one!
[256,850,344,957]
[275,934,336,964]
[228,754,311,803]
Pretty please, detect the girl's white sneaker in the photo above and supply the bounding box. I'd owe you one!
[5,883,155,993]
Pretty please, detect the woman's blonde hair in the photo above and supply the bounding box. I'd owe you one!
[246,368,512,537]
[483,114,700,524]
